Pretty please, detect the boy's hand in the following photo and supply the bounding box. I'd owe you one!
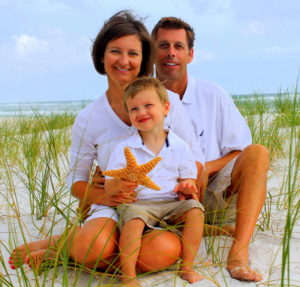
[174,179,198,200]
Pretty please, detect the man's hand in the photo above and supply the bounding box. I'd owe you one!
[174,179,198,200]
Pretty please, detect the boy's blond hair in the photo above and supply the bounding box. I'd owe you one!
[124,77,169,112]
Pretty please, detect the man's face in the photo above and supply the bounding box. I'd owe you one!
[154,28,194,81]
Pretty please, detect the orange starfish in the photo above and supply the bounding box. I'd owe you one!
[102,147,161,190]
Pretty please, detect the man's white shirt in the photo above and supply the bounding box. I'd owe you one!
[181,75,252,162]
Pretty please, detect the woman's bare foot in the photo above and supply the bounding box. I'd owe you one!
[25,249,57,273]
[227,260,262,282]
[180,268,204,284]
[8,236,59,269]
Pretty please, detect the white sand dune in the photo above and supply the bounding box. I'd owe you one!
[1,155,300,287]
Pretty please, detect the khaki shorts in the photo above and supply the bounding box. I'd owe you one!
[117,199,204,230]
[204,156,238,225]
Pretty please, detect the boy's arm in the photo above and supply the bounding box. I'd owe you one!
[174,178,198,200]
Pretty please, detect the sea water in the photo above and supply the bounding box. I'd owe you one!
[0,100,91,118]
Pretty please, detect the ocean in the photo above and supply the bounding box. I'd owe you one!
[0,100,91,118]
[0,93,297,118]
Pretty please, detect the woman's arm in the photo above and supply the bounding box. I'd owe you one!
[72,174,137,207]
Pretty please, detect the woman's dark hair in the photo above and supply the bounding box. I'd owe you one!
[92,10,154,76]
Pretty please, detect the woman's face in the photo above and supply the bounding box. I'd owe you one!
[103,34,143,87]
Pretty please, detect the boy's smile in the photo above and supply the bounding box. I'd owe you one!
[126,87,170,134]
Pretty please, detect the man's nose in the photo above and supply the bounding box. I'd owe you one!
[167,45,176,57]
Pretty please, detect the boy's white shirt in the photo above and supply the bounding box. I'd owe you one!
[68,90,204,187]
[101,128,197,201]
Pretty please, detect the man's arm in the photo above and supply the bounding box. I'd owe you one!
[205,150,241,177]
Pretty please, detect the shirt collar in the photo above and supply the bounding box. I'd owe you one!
[181,74,196,104]
[126,128,174,150]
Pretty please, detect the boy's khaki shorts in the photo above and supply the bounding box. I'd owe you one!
[117,199,204,230]
[204,156,238,225]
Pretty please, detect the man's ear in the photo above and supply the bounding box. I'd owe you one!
[164,101,170,116]
[187,48,194,64]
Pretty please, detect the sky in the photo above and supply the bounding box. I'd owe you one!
[0,0,299,103]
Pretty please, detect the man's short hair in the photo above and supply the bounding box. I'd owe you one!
[151,17,195,49]
[124,77,169,112]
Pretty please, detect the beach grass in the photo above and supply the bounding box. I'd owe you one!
[0,91,299,286]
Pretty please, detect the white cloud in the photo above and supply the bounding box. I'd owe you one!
[0,31,91,78]
[241,20,266,35]
[258,45,300,54]
[199,49,216,61]
[14,34,49,58]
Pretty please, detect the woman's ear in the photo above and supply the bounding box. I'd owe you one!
[164,101,170,116]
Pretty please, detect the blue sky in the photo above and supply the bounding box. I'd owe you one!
[0,0,299,103]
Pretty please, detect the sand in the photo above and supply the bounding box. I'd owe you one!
[1,155,300,287]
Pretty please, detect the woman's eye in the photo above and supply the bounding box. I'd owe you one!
[111,49,120,54]
[129,51,139,56]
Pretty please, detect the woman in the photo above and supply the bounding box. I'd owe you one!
[9,10,204,273]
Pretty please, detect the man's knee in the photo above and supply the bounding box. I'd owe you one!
[241,144,270,170]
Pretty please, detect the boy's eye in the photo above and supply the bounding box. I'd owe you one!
[145,104,153,108]
[130,107,138,112]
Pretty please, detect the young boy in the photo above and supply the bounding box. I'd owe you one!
[104,77,204,286]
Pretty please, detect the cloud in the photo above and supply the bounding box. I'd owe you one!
[0,31,91,78]
[241,20,266,35]
[258,45,300,54]
[14,34,49,58]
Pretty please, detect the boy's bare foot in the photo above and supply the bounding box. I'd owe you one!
[180,268,204,284]
[25,249,56,273]
[227,260,262,282]
[8,236,59,269]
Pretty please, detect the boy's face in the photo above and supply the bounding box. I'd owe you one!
[126,87,170,133]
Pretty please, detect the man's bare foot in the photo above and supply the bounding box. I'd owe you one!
[25,249,56,273]
[227,260,262,282]
[8,236,59,269]
[180,268,204,284]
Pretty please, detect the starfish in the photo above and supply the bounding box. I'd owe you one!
[102,147,161,190]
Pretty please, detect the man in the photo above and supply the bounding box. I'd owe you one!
[152,17,269,282]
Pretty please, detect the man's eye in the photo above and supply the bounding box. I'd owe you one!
[159,43,168,49]
[175,44,184,49]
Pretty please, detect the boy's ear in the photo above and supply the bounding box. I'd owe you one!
[164,101,170,116]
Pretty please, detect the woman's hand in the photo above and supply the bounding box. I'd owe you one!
[173,179,198,200]
[72,166,138,208]
[105,177,138,196]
